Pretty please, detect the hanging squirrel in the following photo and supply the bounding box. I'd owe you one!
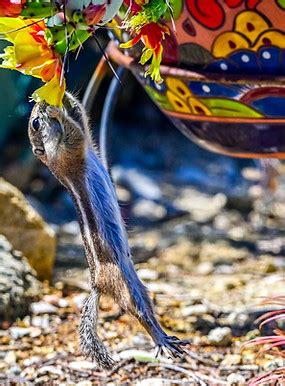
[28,92,188,370]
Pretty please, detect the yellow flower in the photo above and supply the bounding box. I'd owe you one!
[0,17,65,106]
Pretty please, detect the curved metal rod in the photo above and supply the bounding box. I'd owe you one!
[82,55,109,113]
[99,66,126,169]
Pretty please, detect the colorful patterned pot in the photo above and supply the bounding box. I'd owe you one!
[111,1,285,158]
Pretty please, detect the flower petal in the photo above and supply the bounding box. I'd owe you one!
[32,75,66,107]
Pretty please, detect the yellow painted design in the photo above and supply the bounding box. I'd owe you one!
[235,11,270,44]
[166,77,192,99]
[166,90,192,113]
[188,97,211,116]
[211,10,285,60]
[212,31,249,58]
[253,30,285,50]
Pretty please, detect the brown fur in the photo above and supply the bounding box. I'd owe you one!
[28,93,189,370]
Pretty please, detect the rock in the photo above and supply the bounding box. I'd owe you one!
[226,373,246,385]
[0,235,40,323]
[181,304,209,317]
[132,199,167,221]
[207,327,232,346]
[137,268,158,281]
[196,262,214,275]
[0,178,56,280]
[31,315,50,329]
[69,361,97,371]
[10,327,31,339]
[37,366,64,376]
[30,301,57,315]
[72,293,88,310]
[174,189,226,223]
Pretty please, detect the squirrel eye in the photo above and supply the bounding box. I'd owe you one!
[32,117,40,131]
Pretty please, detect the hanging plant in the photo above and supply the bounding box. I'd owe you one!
[0,0,173,106]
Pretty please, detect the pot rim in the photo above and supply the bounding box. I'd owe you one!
[107,42,285,86]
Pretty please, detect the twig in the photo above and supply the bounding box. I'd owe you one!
[108,357,135,376]
[147,362,226,385]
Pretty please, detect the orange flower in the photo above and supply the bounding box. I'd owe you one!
[0,17,65,106]
[121,22,169,83]
[0,0,26,17]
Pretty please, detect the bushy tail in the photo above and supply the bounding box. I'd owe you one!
[79,289,114,370]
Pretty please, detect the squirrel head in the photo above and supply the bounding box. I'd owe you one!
[28,93,89,181]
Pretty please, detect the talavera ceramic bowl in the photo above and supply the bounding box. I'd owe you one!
[110,0,285,158]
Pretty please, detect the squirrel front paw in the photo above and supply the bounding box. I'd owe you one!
[46,105,64,119]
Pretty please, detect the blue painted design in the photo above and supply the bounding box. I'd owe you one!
[251,96,285,118]
[258,47,281,75]
[228,50,260,74]
[204,47,285,76]
[205,59,238,73]
[189,81,242,98]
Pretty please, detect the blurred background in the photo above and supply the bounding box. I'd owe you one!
[0,33,285,384]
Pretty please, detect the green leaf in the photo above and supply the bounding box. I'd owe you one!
[21,0,57,18]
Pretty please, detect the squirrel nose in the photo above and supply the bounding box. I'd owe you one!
[33,147,45,156]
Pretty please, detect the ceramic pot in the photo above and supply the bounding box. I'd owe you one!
[111,1,285,158]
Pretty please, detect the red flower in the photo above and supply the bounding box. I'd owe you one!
[0,0,26,17]
[121,22,169,83]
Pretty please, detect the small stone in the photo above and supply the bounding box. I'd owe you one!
[31,315,49,329]
[196,262,213,275]
[222,354,242,366]
[42,295,60,306]
[10,327,31,339]
[137,268,158,281]
[61,221,80,236]
[23,356,41,366]
[31,301,57,314]
[72,293,87,310]
[132,333,149,346]
[58,298,69,308]
[69,361,97,370]
[4,350,17,364]
[30,327,42,338]
[227,373,246,385]
[133,199,167,221]
[9,364,21,375]
[181,304,209,317]
[207,327,232,346]
[37,366,64,376]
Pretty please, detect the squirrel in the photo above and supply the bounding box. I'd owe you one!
[28,92,188,370]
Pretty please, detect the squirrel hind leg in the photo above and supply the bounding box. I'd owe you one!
[79,290,114,370]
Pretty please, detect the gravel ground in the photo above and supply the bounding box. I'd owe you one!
[1,176,285,385]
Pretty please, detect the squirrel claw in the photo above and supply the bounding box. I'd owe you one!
[155,336,191,359]
[46,105,62,119]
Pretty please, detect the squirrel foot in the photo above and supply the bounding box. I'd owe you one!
[155,335,191,359]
